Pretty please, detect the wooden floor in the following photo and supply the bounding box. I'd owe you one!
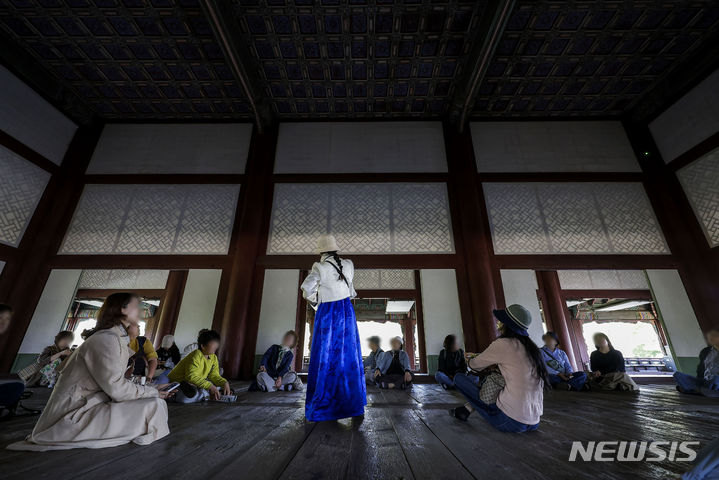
[1,381,718,479]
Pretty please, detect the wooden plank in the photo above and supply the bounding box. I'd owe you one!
[278,417,358,479]
[346,407,414,480]
[388,408,474,480]
[212,408,315,480]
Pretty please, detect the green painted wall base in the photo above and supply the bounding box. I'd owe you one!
[426,355,438,375]
[675,356,700,375]
[11,354,38,374]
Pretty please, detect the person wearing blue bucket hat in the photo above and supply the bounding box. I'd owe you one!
[449,304,550,433]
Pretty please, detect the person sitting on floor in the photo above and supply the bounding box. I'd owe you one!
[7,293,171,450]
[449,304,549,433]
[128,327,158,380]
[540,331,587,391]
[364,336,384,386]
[158,329,231,403]
[674,328,719,397]
[435,334,467,389]
[589,332,639,391]
[375,336,413,390]
[156,334,181,373]
[257,330,299,392]
[25,331,75,387]
[0,304,27,420]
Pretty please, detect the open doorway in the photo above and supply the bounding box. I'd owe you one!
[64,293,161,347]
[299,296,426,374]
[566,298,673,375]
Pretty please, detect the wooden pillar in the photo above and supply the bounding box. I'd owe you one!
[293,270,308,373]
[623,120,719,333]
[0,127,102,372]
[213,125,278,379]
[413,270,428,373]
[151,270,188,346]
[402,316,416,371]
[536,270,579,370]
[443,122,505,352]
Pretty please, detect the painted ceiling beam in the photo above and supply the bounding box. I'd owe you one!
[200,0,275,132]
[0,31,97,127]
[447,0,516,131]
[627,28,719,125]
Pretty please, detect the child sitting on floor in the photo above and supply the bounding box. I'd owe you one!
[157,329,231,403]
[256,330,299,392]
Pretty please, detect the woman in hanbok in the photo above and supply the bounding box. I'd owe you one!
[301,234,366,421]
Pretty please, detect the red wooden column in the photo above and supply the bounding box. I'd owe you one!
[536,270,579,370]
[151,270,188,346]
[443,122,505,352]
[0,127,102,372]
[623,121,719,333]
[213,125,278,379]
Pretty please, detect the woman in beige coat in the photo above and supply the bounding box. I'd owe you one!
[8,293,171,451]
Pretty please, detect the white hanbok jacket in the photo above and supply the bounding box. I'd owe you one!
[301,254,357,305]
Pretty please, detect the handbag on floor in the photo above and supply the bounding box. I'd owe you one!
[16,361,41,384]
[478,371,506,404]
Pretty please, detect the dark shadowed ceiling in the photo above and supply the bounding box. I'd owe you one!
[1,0,718,126]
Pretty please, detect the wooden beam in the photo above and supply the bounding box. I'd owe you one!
[495,254,678,270]
[0,128,58,173]
[560,289,654,301]
[76,289,166,298]
[355,289,417,299]
[293,270,308,373]
[49,255,232,270]
[413,270,428,373]
[536,271,579,371]
[84,174,245,185]
[477,172,645,183]
[622,120,719,333]
[200,0,274,132]
[214,125,278,379]
[257,254,458,269]
[152,270,188,347]
[447,0,517,130]
[0,126,102,372]
[273,173,449,184]
[444,122,504,352]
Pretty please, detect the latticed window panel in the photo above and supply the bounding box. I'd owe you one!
[484,182,669,254]
[60,184,240,254]
[268,182,454,254]
[677,147,719,247]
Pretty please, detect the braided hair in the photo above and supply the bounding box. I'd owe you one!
[322,250,347,284]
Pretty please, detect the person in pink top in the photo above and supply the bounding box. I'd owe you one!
[449,304,549,433]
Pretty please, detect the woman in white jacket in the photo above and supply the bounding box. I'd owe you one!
[8,293,172,451]
[301,234,366,421]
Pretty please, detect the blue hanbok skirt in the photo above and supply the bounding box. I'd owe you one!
[305,297,366,421]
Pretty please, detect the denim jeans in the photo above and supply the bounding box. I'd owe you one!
[435,371,454,388]
[548,371,587,391]
[453,373,539,433]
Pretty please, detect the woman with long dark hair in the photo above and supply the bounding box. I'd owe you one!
[449,304,549,433]
[435,333,467,389]
[8,293,172,451]
[301,234,366,421]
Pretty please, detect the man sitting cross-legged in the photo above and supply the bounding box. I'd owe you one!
[257,330,299,392]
